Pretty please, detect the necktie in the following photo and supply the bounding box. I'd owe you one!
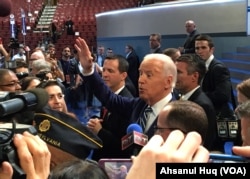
[140,106,152,131]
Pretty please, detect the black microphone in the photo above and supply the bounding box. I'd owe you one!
[0,88,48,117]
[121,123,148,156]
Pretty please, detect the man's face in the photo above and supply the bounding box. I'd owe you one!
[237,90,249,105]
[175,61,196,94]
[240,117,250,146]
[62,48,71,58]
[48,144,78,170]
[45,85,65,112]
[138,58,171,105]
[171,51,181,62]
[0,71,21,92]
[98,47,104,55]
[102,59,126,92]
[149,36,160,49]
[185,22,195,34]
[195,40,214,61]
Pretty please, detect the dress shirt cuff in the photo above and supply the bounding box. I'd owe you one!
[80,64,95,76]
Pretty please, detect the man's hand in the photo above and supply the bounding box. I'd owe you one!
[74,37,93,73]
[0,132,51,179]
[126,130,209,179]
[87,118,103,135]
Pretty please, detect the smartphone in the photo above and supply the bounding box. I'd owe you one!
[98,159,132,179]
[209,153,249,163]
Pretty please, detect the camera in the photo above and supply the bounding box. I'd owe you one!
[16,72,29,80]
[36,71,50,81]
[0,121,37,179]
[8,38,20,49]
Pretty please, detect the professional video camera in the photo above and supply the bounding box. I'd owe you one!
[8,38,19,49]
[16,72,29,80]
[35,71,51,81]
[0,88,48,178]
[0,121,37,179]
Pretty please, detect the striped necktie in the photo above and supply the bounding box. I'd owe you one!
[140,106,152,131]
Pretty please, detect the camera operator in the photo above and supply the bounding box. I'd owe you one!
[0,131,51,179]
[11,47,26,63]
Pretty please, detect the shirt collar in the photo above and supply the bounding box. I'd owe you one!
[114,86,125,95]
[205,54,214,70]
[181,86,200,100]
[150,92,172,116]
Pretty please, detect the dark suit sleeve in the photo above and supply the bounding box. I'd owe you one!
[206,64,232,106]
[80,71,138,119]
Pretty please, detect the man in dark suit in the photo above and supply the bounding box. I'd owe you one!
[87,55,134,160]
[96,45,106,67]
[149,33,162,53]
[75,37,177,149]
[179,20,200,54]
[195,34,237,151]
[125,44,140,96]
[175,54,217,151]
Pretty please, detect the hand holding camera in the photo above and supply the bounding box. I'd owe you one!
[0,122,51,179]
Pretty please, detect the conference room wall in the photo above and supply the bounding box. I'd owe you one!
[96,0,249,60]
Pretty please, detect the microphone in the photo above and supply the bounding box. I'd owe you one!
[121,123,148,156]
[0,88,48,117]
[0,0,12,17]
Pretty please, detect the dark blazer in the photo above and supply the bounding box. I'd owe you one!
[92,87,134,160]
[153,47,162,53]
[80,71,175,142]
[188,87,217,150]
[201,58,235,119]
[183,30,200,54]
[126,51,140,95]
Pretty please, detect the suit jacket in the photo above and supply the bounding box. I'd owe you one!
[126,51,140,94]
[80,71,175,143]
[201,58,235,119]
[183,30,200,54]
[152,47,162,53]
[188,87,217,150]
[92,87,134,160]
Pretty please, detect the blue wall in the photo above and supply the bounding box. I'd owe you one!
[97,34,250,61]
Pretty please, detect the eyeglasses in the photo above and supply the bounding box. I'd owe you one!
[0,81,21,87]
[153,125,186,134]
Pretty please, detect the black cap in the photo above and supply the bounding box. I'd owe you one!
[34,106,103,159]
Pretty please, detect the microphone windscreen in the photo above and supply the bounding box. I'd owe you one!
[25,88,49,110]
[126,123,143,134]
[0,0,12,17]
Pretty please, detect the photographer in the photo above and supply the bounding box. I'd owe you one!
[0,131,51,179]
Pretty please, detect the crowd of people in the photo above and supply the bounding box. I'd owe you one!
[1,15,250,179]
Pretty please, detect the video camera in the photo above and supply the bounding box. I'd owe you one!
[0,121,37,179]
[35,71,51,81]
[0,89,48,178]
[8,38,19,49]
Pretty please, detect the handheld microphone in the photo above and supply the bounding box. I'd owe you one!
[0,88,49,117]
[121,123,148,156]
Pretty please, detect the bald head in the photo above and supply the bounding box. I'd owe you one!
[30,51,46,61]
[185,20,196,34]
